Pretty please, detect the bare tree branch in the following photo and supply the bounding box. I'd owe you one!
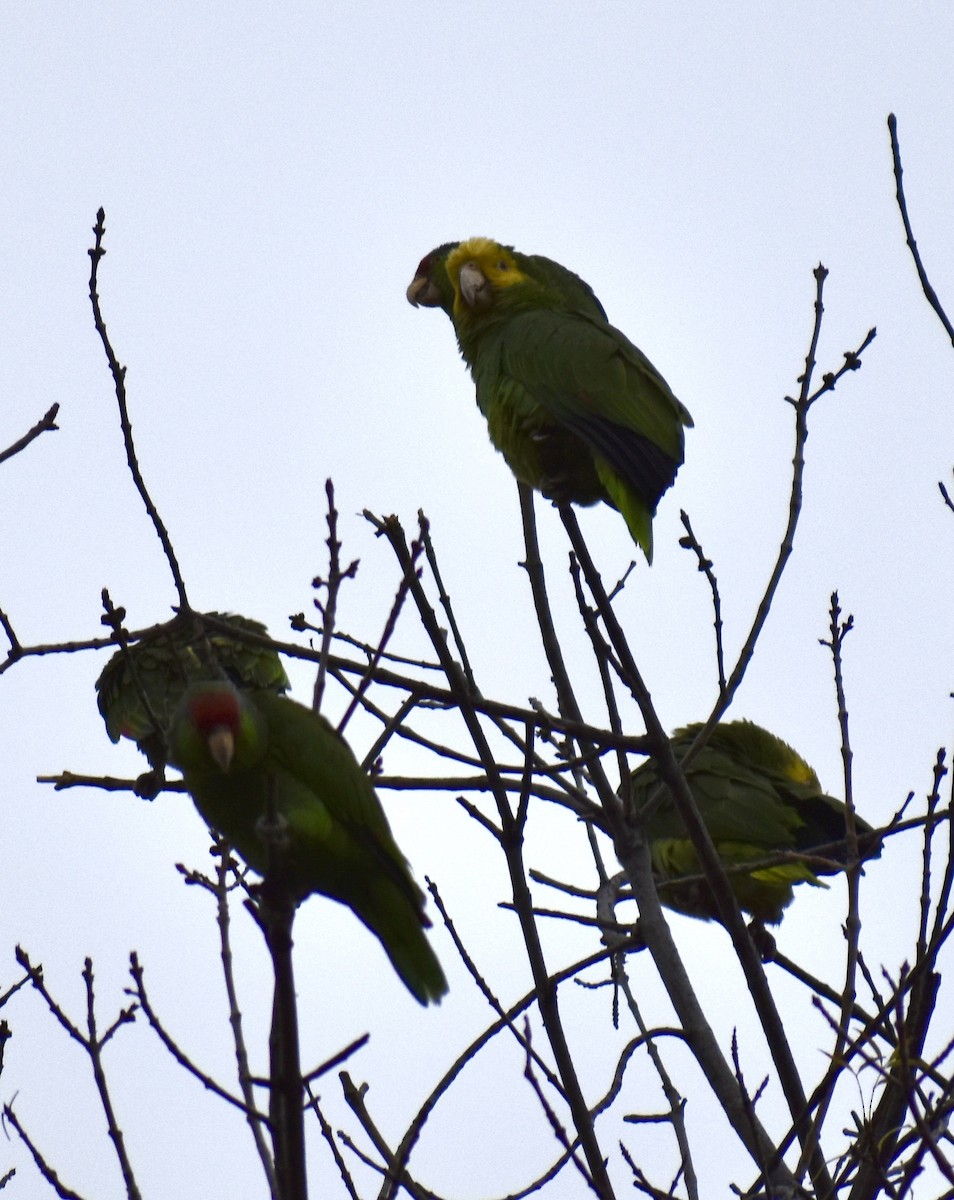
[0,403,59,467]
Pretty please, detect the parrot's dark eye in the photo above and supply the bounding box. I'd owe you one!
[498,261,508,272]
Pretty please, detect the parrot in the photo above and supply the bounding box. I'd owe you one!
[625,720,881,926]
[168,682,448,1006]
[407,237,693,562]
[96,611,290,778]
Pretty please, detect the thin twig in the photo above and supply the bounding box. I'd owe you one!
[385,946,619,1200]
[15,947,141,1101]
[419,511,477,693]
[338,571,413,736]
[427,878,568,1099]
[2,1105,86,1200]
[82,959,143,1200]
[209,848,279,1194]
[304,1087,361,1200]
[678,510,725,692]
[128,953,260,1118]
[800,594,863,1180]
[521,1019,595,1190]
[888,113,954,348]
[87,208,188,608]
[337,1073,435,1200]
[312,479,359,714]
[707,272,876,737]
[0,402,60,467]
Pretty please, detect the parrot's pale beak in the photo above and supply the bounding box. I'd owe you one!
[406,276,441,307]
[458,262,492,311]
[207,726,235,772]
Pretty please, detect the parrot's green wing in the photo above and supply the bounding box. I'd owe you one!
[96,611,289,768]
[513,250,609,322]
[628,720,880,925]
[255,691,424,908]
[170,685,448,1005]
[468,306,692,560]
[480,306,691,476]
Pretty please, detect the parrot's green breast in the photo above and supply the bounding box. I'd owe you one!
[184,758,362,903]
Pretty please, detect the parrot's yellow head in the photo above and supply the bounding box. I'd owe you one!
[446,238,530,316]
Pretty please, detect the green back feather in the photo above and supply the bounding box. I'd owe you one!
[627,720,879,924]
[96,611,289,767]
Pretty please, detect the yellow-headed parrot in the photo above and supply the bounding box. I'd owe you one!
[408,238,692,562]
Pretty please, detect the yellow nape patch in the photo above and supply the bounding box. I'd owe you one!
[446,237,529,298]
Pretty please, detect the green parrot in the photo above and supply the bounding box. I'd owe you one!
[96,611,290,774]
[626,720,881,926]
[407,237,693,562]
[169,682,448,1006]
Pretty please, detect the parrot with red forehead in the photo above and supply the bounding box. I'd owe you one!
[408,237,692,561]
[169,682,448,1006]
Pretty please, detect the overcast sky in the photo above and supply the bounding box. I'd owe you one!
[2,4,954,1197]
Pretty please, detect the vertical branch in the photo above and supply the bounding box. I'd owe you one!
[887,113,954,347]
[518,486,588,730]
[714,265,824,717]
[565,552,631,798]
[367,509,617,1199]
[918,751,950,960]
[925,751,954,956]
[420,511,477,693]
[562,520,786,1172]
[82,960,143,1200]
[847,967,942,1200]
[249,776,307,1200]
[312,479,359,714]
[211,849,278,1197]
[695,276,874,755]
[503,735,600,1193]
[801,594,862,1178]
[338,582,414,736]
[519,485,628,834]
[562,508,825,1194]
[87,209,189,610]
[677,510,725,693]
[263,893,307,1200]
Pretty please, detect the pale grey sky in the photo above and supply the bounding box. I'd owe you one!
[2,4,953,1196]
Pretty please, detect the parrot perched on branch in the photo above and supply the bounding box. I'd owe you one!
[626,720,881,926]
[169,682,448,1006]
[96,611,290,775]
[407,237,693,562]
